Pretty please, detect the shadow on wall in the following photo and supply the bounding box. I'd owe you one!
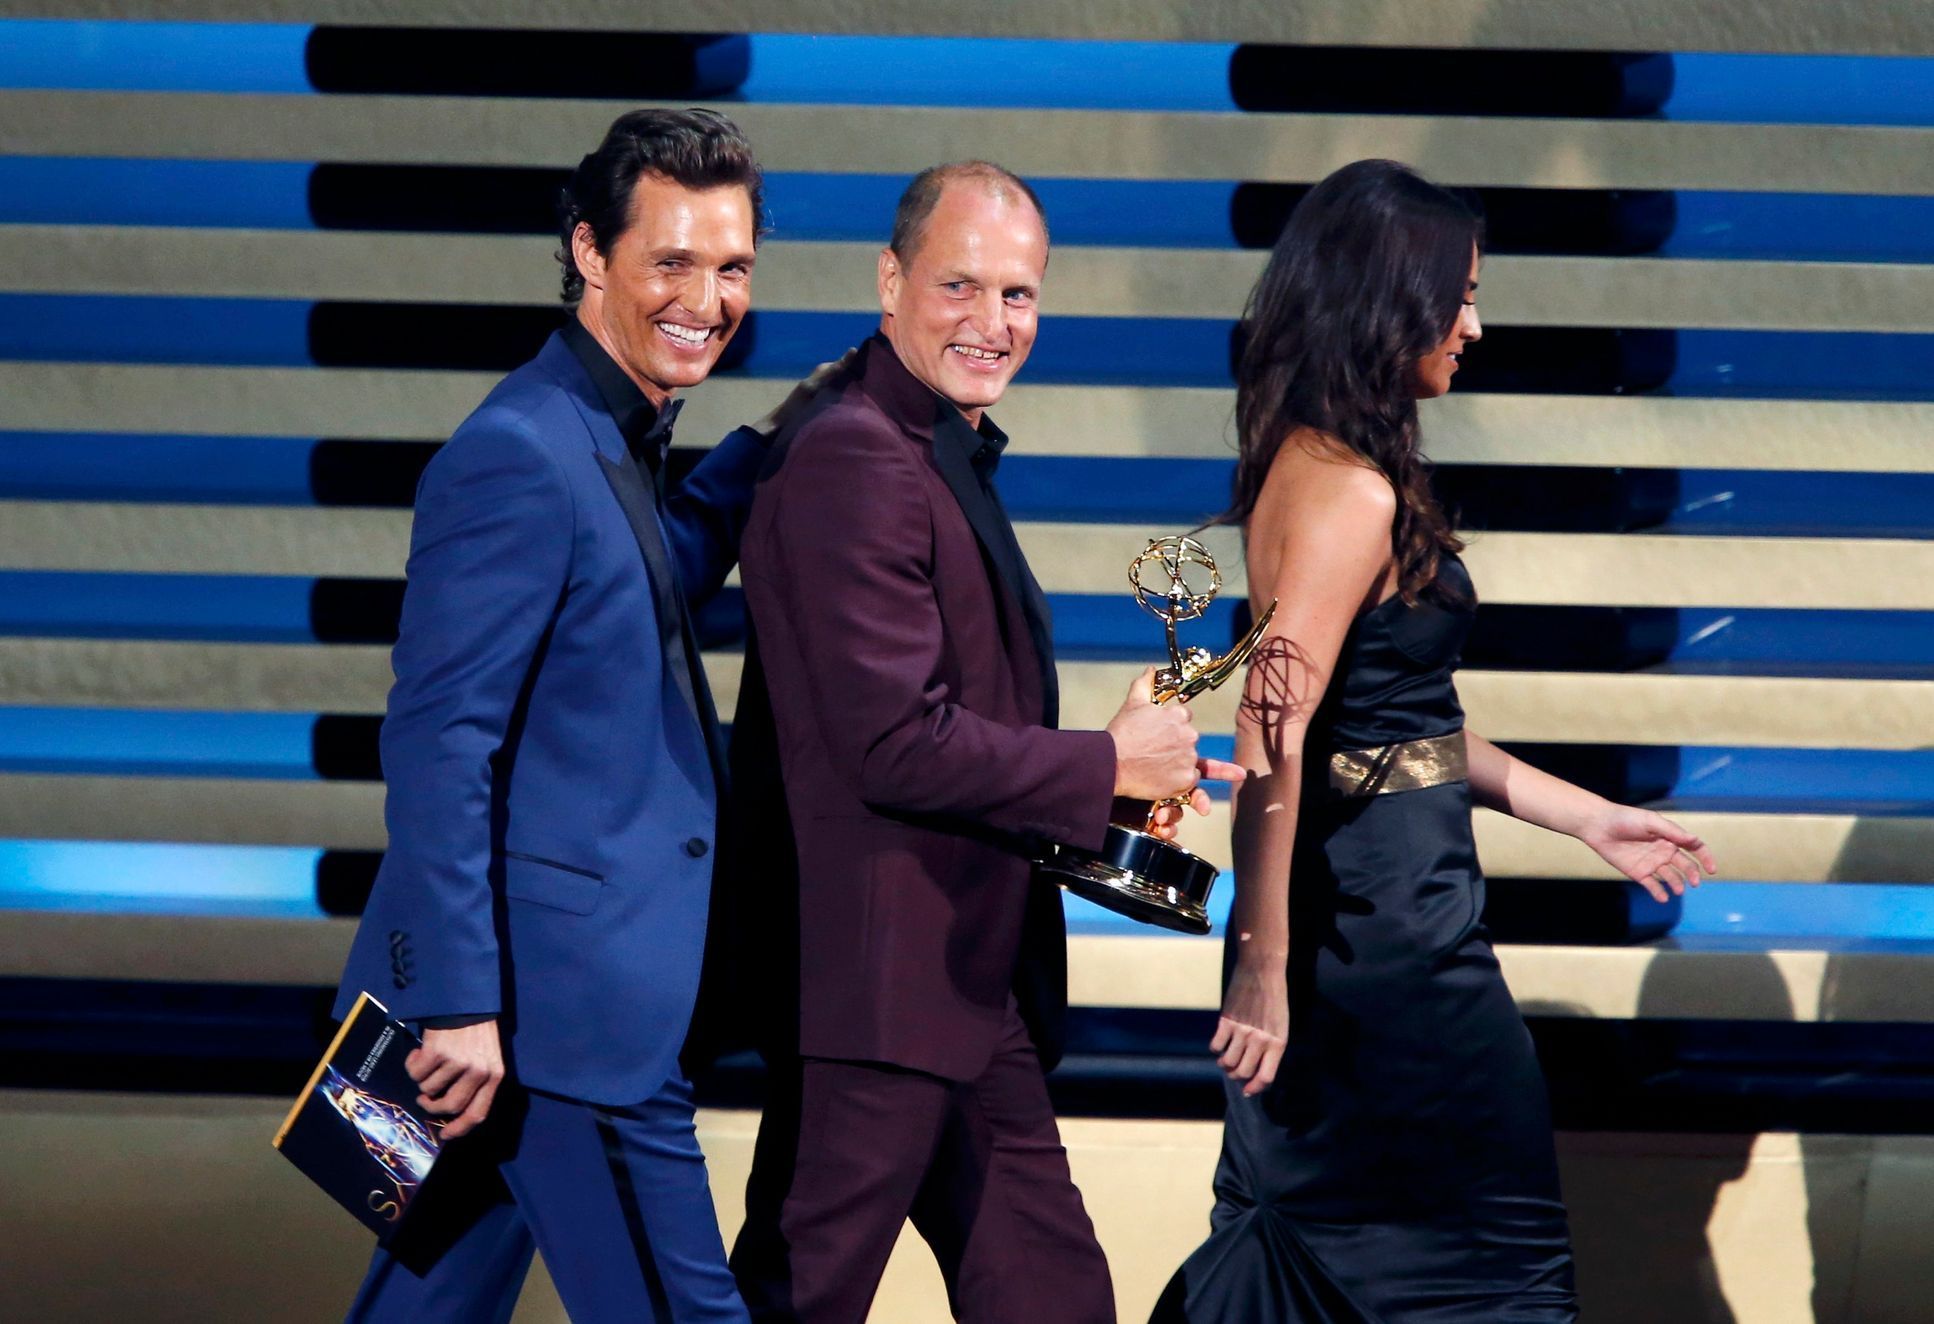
[1524,950,1789,1323]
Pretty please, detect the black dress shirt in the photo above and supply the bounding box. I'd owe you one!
[931,400,1059,725]
[559,318,683,492]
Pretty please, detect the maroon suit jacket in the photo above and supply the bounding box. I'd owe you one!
[734,335,1116,1081]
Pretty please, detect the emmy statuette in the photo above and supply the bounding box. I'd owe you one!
[1038,535,1277,935]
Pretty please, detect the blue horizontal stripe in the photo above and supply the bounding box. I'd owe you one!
[0,838,323,917]
[8,23,1927,128]
[1672,330,1934,398]
[741,312,1236,385]
[741,35,1237,111]
[9,296,1931,397]
[0,571,315,642]
[1666,470,1934,538]
[0,158,317,229]
[1666,609,1934,669]
[1677,882,1934,940]
[764,172,1240,247]
[0,431,314,502]
[1072,881,1934,944]
[0,707,316,778]
[0,294,311,365]
[8,156,1934,264]
[1670,747,1934,803]
[23,437,1934,544]
[0,433,1236,520]
[1665,192,1934,263]
[1668,54,1934,128]
[0,19,310,93]
[9,572,1934,676]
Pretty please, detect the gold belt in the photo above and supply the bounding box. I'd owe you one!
[1327,731,1468,799]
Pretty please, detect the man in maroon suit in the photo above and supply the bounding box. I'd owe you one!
[726,162,1238,1323]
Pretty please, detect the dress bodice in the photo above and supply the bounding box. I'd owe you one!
[1311,552,1475,752]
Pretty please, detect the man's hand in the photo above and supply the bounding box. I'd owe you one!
[751,347,860,438]
[407,1019,505,1140]
[1106,667,1202,802]
[1140,756,1249,840]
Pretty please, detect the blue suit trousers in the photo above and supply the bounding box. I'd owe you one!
[346,1072,748,1324]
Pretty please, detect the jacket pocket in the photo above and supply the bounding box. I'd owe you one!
[503,851,605,915]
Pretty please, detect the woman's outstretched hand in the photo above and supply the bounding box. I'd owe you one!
[1577,803,1718,903]
[1212,955,1289,1097]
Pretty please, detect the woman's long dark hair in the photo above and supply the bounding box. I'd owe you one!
[1223,159,1482,602]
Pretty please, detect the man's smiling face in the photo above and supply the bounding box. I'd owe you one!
[877,182,1047,427]
[573,173,757,406]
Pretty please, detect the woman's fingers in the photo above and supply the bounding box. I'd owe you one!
[1651,814,1718,874]
[1250,1041,1288,1096]
[1198,758,1247,785]
[1634,872,1671,903]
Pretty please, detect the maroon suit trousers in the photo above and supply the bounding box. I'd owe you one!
[731,1004,1115,1324]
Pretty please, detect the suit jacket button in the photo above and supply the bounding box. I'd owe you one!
[683,837,709,858]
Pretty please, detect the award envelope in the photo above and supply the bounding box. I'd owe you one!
[273,992,445,1240]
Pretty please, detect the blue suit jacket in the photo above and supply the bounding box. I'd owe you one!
[334,331,764,1106]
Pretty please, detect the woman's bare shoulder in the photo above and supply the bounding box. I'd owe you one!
[1258,431,1397,523]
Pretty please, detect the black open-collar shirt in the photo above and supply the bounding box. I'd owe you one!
[560,317,683,489]
[931,395,1011,493]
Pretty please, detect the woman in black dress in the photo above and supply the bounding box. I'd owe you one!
[1152,160,1718,1322]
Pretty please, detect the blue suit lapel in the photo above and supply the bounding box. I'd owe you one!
[540,334,723,769]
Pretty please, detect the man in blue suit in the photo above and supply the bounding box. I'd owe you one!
[333,108,834,1322]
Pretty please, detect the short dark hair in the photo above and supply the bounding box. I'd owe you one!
[555,107,766,304]
[888,161,1048,263]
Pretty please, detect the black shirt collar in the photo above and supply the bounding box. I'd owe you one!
[931,395,1010,487]
[560,318,682,472]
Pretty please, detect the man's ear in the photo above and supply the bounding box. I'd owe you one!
[877,247,901,318]
[572,222,608,294]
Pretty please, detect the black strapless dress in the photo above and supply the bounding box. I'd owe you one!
[1154,556,1578,1323]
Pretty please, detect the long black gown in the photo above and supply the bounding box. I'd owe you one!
[1154,556,1578,1323]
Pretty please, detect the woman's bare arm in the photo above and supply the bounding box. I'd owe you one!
[1214,458,1396,1095]
[1466,730,1718,901]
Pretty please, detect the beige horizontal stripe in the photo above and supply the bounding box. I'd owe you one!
[0,774,387,849]
[6,91,1934,195]
[0,911,358,986]
[4,641,1925,754]
[0,501,413,577]
[8,362,1934,476]
[1434,671,1934,752]
[9,502,1927,610]
[1418,395,1934,474]
[1472,810,1933,886]
[7,903,1934,1025]
[9,0,1932,54]
[1022,525,1934,610]
[0,638,394,713]
[1051,664,1934,753]
[1459,533,1934,611]
[1066,934,1934,1022]
[15,227,1934,333]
